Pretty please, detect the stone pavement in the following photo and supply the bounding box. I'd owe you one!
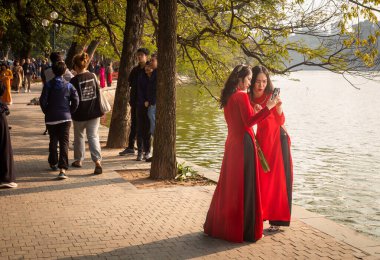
[1,83,379,260]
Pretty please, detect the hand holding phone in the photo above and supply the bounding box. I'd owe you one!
[271,88,280,100]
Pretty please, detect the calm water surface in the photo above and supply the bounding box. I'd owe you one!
[176,71,380,238]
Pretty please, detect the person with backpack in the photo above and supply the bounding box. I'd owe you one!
[39,61,79,179]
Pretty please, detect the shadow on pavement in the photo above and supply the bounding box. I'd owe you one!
[61,232,245,259]
[0,177,127,196]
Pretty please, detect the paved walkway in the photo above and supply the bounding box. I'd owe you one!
[1,83,379,259]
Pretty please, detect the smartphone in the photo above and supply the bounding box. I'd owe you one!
[271,88,280,100]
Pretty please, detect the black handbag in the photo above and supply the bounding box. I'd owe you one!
[0,81,5,96]
[0,102,9,115]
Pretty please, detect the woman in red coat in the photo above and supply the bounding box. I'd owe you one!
[204,65,279,242]
[248,65,293,232]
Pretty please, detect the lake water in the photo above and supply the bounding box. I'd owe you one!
[176,71,380,238]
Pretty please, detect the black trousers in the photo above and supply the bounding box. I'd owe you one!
[47,121,71,170]
[0,113,15,183]
[127,105,137,149]
[136,106,151,154]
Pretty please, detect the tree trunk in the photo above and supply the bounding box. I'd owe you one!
[150,0,177,179]
[15,0,33,59]
[106,0,146,148]
[65,40,86,70]
[86,39,100,64]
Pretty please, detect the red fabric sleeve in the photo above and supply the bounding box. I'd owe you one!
[274,110,285,125]
[237,92,271,127]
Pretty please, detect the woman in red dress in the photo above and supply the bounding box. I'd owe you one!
[204,65,279,243]
[248,65,293,232]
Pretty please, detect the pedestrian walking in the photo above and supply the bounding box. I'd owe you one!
[39,61,79,179]
[11,61,23,93]
[99,63,106,88]
[106,62,113,87]
[22,58,35,93]
[70,52,104,175]
[41,52,74,136]
[0,64,13,105]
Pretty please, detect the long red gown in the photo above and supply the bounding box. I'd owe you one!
[253,94,293,226]
[204,91,271,243]
[99,68,106,88]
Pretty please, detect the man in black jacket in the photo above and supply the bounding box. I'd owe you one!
[119,48,149,156]
[22,58,35,93]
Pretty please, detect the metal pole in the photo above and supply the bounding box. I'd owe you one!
[53,26,56,51]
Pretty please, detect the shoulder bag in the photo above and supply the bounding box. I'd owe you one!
[92,73,111,113]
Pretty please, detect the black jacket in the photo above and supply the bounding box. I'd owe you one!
[70,72,104,121]
[22,63,35,76]
[147,69,157,105]
[129,65,145,107]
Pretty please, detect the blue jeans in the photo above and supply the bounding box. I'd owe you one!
[147,105,156,135]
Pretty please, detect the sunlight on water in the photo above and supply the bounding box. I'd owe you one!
[176,71,380,238]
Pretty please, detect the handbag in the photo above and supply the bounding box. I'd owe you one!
[99,89,111,113]
[92,73,111,113]
[0,81,5,96]
[0,102,10,115]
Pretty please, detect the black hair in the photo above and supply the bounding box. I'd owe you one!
[50,52,62,63]
[248,65,274,102]
[137,48,150,56]
[151,53,157,59]
[220,64,251,108]
[52,61,67,77]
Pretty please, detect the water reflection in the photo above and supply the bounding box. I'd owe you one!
[176,71,380,238]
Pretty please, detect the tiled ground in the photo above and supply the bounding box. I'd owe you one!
[0,83,377,259]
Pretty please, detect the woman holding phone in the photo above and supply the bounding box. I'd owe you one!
[204,65,279,243]
[249,65,293,232]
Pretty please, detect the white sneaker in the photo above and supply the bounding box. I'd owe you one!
[24,89,27,93]
[0,182,18,188]
[144,152,152,160]
[28,90,31,93]
[57,169,68,180]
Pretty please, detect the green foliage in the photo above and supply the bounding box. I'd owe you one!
[175,162,198,181]
[0,0,52,58]
[339,0,380,67]
[146,0,380,85]
[2,0,379,79]
[1,0,127,60]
